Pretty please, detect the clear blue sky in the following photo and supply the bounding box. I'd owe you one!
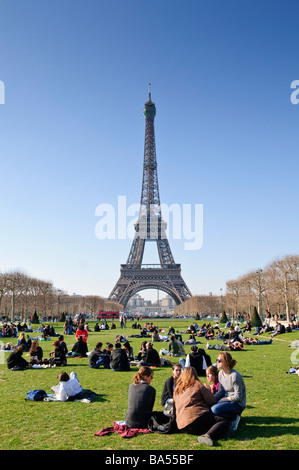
[0,0,298,301]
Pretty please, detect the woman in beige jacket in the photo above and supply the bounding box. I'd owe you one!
[173,367,230,446]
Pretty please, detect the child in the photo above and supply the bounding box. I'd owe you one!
[205,365,220,395]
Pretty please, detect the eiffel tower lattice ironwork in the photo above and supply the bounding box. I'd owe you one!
[108,86,192,308]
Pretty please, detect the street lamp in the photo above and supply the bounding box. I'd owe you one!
[57,289,63,317]
[256,269,263,318]
[220,288,223,313]
[73,293,77,316]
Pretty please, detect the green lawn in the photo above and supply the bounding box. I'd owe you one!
[0,319,298,451]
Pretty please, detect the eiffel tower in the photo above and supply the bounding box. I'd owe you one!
[108,86,192,308]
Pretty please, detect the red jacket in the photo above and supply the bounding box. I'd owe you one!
[75,329,88,342]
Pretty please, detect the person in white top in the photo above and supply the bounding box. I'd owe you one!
[51,371,83,401]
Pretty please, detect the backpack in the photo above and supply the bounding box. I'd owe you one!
[26,389,47,401]
[148,411,177,434]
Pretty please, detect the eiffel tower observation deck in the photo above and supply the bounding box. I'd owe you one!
[108,86,192,308]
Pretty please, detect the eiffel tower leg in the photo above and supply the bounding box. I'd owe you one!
[108,265,192,309]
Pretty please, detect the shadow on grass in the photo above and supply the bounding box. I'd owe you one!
[93,394,109,403]
[236,415,299,440]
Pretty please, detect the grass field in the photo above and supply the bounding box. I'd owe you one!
[0,319,298,452]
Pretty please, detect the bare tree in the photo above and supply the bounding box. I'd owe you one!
[265,256,297,322]
[82,296,105,316]
[37,280,55,316]
[0,273,8,314]
[226,279,241,318]
[4,271,28,319]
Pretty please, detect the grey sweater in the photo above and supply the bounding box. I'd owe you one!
[215,369,246,409]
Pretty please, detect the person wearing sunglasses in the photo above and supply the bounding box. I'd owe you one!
[210,352,246,437]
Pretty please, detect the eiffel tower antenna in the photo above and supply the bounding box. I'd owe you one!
[108,87,192,308]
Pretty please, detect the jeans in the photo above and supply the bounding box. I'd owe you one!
[94,355,110,369]
[179,358,186,369]
[256,340,272,345]
[211,401,243,421]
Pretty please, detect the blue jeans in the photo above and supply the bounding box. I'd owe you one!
[211,401,243,421]
[179,357,186,369]
[94,356,110,369]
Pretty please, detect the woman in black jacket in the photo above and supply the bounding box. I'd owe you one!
[125,366,156,428]
[139,342,161,367]
[7,344,29,370]
[50,340,67,366]
[161,363,182,406]
[29,340,43,365]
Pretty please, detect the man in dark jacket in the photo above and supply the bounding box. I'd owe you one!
[110,342,130,371]
[89,342,110,368]
[139,342,161,366]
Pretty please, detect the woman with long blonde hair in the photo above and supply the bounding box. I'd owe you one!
[16,331,29,351]
[173,367,229,446]
[125,366,156,429]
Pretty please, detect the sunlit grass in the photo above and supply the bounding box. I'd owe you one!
[0,319,298,450]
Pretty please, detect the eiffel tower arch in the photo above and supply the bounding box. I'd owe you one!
[108,86,192,309]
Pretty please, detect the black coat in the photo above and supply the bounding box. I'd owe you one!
[7,349,28,369]
[144,347,160,366]
[125,382,156,428]
[110,348,130,371]
[161,376,175,406]
[188,350,211,376]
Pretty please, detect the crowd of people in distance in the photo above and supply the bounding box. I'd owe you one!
[4,312,294,373]
[0,320,61,339]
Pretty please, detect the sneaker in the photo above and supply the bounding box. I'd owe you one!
[230,415,241,432]
[224,415,241,438]
[197,434,214,446]
[206,342,210,350]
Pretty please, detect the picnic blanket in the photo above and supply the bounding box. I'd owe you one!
[95,421,153,438]
[43,389,98,403]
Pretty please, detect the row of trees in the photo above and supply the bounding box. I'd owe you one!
[225,254,299,322]
[174,254,299,323]
[0,270,122,321]
[174,294,223,317]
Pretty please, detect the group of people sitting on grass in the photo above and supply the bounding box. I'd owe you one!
[97,350,246,446]
[6,334,70,370]
[6,313,280,372]
[0,321,34,338]
[88,338,187,371]
[6,323,90,370]
[5,314,298,447]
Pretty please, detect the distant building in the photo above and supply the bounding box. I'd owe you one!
[127,294,174,316]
